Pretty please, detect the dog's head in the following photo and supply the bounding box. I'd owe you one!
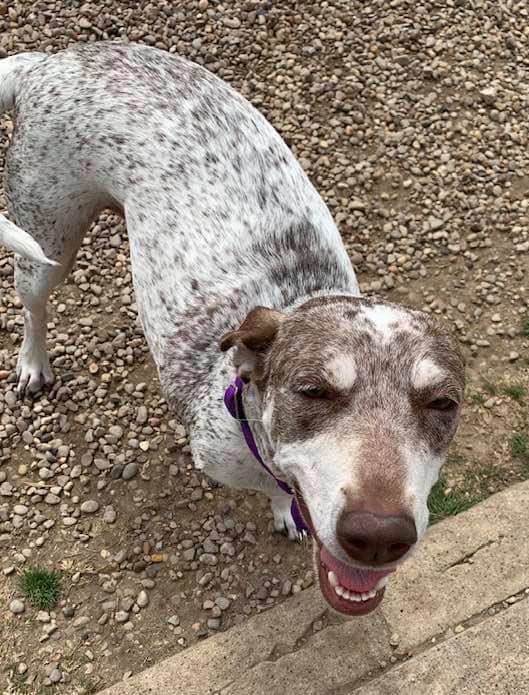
[220,295,465,616]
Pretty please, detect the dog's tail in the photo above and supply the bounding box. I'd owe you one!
[0,52,56,265]
[0,215,58,265]
[0,52,47,111]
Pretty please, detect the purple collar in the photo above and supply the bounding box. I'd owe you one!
[224,376,309,538]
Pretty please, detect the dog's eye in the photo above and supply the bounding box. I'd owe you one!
[298,386,329,400]
[427,397,458,412]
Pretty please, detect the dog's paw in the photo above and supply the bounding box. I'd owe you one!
[270,493,299,542]
[16,348,54,395]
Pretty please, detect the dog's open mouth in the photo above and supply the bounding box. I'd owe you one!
[296,494,396,616]
[317,544,395,616]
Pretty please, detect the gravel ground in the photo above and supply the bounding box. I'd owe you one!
[1,0,529,692]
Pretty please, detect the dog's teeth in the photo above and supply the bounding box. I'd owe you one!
[328,571,338,588]
[375,576,389,591]
[361,591,375,601]
[332,580,380,603]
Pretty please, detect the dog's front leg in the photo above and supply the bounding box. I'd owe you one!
[269,490,301,541]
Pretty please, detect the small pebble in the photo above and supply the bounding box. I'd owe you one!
[122,463,138,480]
[81,500,100,514]
[9,599,25,615]
[137,590,149,608]
[48,668,62,684]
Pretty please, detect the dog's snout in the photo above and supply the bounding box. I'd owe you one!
[337,510,417,566]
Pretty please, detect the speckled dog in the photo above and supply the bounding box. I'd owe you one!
[0,43,464,616]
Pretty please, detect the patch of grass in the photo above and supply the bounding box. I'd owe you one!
[470,392,486,405]
[19,566,62,610]
[503,384,525,402]
[482,379,497,396]
[510,432,529,462]
[427,478,480,525]
[521,315,529,338]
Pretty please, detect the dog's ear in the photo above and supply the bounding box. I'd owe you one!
[220,307,284,381]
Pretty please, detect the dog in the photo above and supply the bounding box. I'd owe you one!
[0,43,464,616]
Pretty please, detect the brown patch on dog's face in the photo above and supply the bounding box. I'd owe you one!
[350,431,408,515]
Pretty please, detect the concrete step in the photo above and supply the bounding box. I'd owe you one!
[100,479,529,695]
[354,599,529,695]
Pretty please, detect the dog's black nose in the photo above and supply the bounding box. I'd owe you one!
[337,510,417,566]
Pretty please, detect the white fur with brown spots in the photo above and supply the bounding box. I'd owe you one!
[0,43,464,617]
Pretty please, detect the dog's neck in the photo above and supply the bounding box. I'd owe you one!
[239,378,276,462]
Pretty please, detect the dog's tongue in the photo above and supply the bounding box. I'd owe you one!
[320,545,395,593]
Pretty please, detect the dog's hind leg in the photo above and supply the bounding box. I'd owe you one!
[14,248,71,394]
[9,198,104,394]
